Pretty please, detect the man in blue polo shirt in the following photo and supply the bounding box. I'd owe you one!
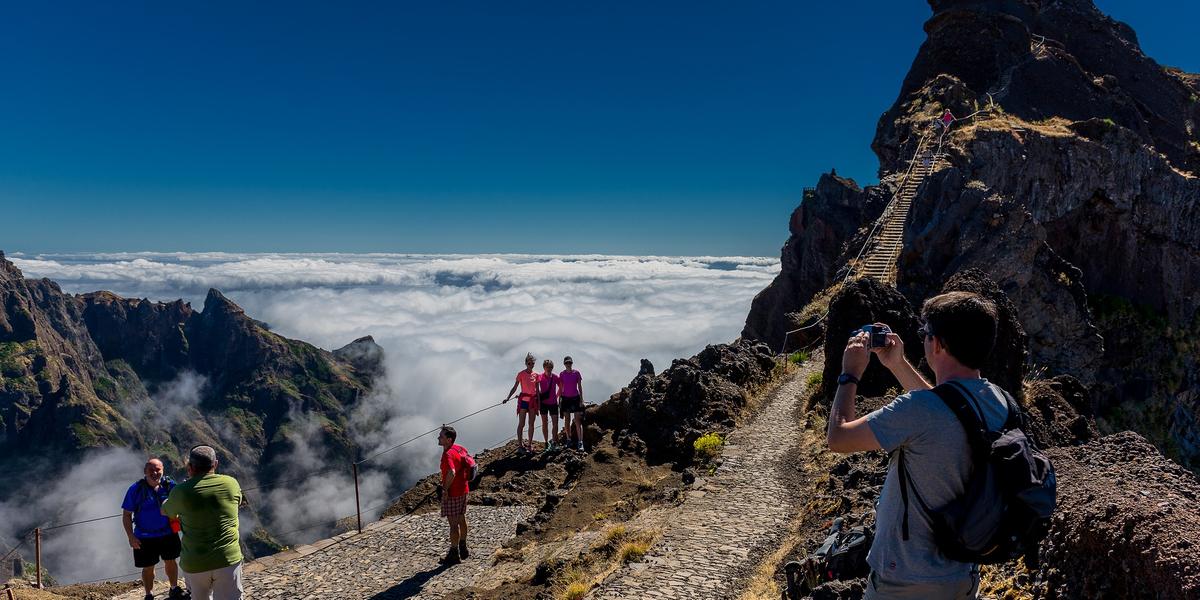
[122,458,188,600]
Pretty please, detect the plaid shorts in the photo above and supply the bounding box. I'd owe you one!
[441,493,468,519]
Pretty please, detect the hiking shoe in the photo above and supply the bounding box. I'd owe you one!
[144,594,154,600]
[576,441,585,451]
[168,586,190,600]
[459,540,469,559]
[439,547,461,565]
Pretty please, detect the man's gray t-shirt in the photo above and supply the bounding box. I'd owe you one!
[865,378,1010,584]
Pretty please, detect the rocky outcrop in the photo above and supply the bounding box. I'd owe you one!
[591,339,778,463]
[0,252,379,489]
[1036,432,1200,599]
[743,174,891,350]
[745,0,1200,467]
[333,336,385,384]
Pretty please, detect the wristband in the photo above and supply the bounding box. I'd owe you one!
[837,373,860,386]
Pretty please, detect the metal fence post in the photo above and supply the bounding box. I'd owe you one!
[352,463,362,534]
[34,528,41,589]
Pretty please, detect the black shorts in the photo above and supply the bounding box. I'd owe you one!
[560,395,583,413]
[539,403,559,417]
[133,533,181,568]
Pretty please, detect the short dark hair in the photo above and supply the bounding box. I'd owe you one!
[189,445,217,472]
[440,425,457,442]
[921,291,998,369]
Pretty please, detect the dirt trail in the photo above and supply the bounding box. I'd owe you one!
[110,506,532,600]
[588,360,818,600]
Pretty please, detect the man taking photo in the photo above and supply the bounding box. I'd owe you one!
[826,291,1012,599]
[161,445,244,600]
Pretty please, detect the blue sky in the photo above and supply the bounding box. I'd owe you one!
[2,1,1196,256]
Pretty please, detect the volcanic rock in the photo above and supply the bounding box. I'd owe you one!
[591,339,777,463]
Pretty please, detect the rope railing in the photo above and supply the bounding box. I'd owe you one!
[4,398,515,590]
[777,32,1054,360]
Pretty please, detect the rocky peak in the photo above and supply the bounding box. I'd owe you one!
[744,0,1200,467]
[333,335,385,382]
[876,0,1200,174]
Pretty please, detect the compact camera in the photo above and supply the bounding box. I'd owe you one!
[859,324,892,348]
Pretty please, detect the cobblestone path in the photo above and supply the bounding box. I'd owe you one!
[589,362,815,600]
[114,505,533,600]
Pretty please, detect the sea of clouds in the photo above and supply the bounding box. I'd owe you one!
[3,252,778,583]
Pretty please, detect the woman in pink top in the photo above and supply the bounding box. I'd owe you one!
[558,356,585,451]
[537,359,561,452]
[504,353,539,454]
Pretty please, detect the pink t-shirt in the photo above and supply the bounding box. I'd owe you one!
[537,372,560,405]
[515,370,538,397]
[559,370,582,397]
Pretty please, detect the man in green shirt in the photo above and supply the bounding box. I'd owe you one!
[161,445,244,600]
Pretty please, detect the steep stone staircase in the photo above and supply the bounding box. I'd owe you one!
[858,150,945,284]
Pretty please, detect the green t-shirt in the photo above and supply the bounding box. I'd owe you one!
[161,473,243,573]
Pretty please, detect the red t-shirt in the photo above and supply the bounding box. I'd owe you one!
[440,444,471,497]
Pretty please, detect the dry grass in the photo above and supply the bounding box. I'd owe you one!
[979,561,1035,600]
[624,467,660,493]
[491,544,528,565]
[617,541,650,563]
[560,581,590,600]
[545,526,660,600]
[603,524,627,544]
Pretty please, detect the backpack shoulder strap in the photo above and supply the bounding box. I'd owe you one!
[995,386,1024,431]
[932,382,990,456]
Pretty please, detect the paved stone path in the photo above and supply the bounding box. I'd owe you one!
[114,505,533,600]
[589,362,815,600]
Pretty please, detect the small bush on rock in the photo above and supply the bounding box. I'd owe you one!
[693,433,724,461]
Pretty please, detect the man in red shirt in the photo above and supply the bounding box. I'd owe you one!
[438,426,471,565]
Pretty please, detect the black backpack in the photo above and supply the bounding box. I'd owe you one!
[782,517,874,600]
[896,380,1056,564]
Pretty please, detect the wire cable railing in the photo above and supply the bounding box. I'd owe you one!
[4,398,516,590]
[777,33,1053,360]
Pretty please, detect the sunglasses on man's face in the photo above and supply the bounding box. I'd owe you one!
[917,324,934,340]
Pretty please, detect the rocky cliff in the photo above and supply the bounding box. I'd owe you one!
[0,251,382,487]
[744,0,1200,468]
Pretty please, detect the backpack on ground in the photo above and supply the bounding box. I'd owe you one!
[781,516,874,599]
[897,380,1056,564]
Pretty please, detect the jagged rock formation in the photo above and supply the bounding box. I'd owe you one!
[744,0,1200,468]
[0,251,382,486]
[591,339,778,463]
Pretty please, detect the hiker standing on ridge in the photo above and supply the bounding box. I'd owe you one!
[504,353,540,455]
[161,445,244,600]
[826,292,1014,599]
[437,426,471,565]
[121,458,187,600]
[558,356,585,451]
[537,359,561,452]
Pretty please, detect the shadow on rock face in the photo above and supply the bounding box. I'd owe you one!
[820,278,923,403]
[940,268,1028,396]
[819,271,1031,404]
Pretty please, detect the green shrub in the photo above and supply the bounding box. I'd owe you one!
[806,372,824,388]
[787,350,810,365]
[693,433,724,461]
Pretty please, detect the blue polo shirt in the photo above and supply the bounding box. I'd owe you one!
[121,478,176,539]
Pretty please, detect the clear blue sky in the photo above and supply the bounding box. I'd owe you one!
[2,1,1195,256]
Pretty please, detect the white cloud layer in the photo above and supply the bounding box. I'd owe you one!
[6,252,778,580]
